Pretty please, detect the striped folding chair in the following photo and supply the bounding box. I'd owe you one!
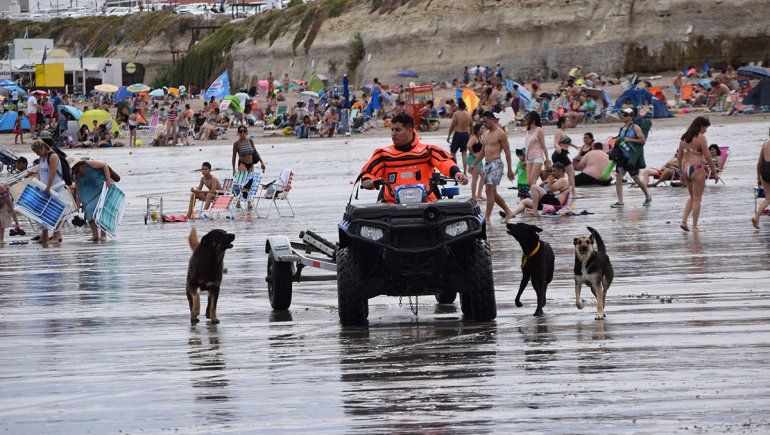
[94,182,127,238]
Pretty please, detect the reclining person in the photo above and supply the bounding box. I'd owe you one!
[359,113,467,203]
[508,162,570,217]
[573,142,612,186]
[643,155,680,187]
[187,162,222,218]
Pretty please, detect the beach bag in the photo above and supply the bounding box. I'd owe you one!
[47,149,73,186]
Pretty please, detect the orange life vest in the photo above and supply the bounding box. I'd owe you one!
[359,133,458,203]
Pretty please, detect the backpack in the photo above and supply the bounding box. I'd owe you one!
[47,147,73,186]
[634,117,652,139]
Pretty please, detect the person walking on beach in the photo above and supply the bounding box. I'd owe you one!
[677,116,719,232]
[166,101,179,146]
[447,99,473,174]
[13,110,24,144]
[469,111,515,224]
[466,122,486,201]
[523,111,550,192]
[611,108,651,208]
[752,128,770,229]
[231,127,265,174]
[72,159,113,241]
[30,139,65,244]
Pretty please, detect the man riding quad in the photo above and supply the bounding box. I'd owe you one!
[360,113,468,199]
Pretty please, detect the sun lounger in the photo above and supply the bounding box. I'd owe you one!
[94,182,126,238]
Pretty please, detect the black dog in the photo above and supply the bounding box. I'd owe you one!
[574,226,614,320]
[506,223,555,316]
[187,228,235,324]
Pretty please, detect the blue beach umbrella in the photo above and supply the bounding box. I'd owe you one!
[737,65,770,80]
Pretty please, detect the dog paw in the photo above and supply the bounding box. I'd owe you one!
[515,300,523,308]
[190,317,200,324]
[533,309,543,316]
[595,314,606,320]
[210,318,220,325]
[576,303,584,310]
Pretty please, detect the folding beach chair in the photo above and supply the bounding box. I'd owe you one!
[148,113,160,134]
[94,182,127,239]
[192,177,233,217]
[203,194,234,219]
[256,168,294,218]
[14,179,76,232]
[231,171,248,198]
[708,146,729,184]
[233,171,262,214]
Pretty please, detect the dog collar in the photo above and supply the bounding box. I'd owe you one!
[521,242,541,269]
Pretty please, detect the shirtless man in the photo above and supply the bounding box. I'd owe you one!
[187,162,222,218]
[446,99,473,174]
[487,84,502,113]
[470,111,515,224]
[707,81,730,111]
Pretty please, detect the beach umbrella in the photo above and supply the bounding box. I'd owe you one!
[167,87,180,96]
[94,84,119,93]
[467,66,481,75]
[343,74,350,109]
[78,109,119,136]
[149,89,165,98]
[0,79,16,87]
[30,90,48,97]
[396,69,419,78]
[127,83,150,93]
[461,88,480,113]
[59,105,83,120]
[737,65,770,80]
[1,84,26,96]
[309,75,324,93]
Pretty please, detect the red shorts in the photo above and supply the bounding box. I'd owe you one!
[28,113,37,127]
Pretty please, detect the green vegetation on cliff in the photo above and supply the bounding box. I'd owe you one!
[0,12,200,58]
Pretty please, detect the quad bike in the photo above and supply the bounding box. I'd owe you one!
[265,173,497,326]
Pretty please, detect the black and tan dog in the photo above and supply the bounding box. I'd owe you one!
[573,226,614,320]
[187,228,235,324]
[506,223,555,316]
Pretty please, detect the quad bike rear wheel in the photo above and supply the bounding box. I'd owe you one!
[461,239,496,321]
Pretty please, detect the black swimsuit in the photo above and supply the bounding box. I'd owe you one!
[760,152,770,183]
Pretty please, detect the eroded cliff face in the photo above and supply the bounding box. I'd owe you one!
[228,0,769,86]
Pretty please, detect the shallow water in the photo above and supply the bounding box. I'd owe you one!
[2,119,770,433]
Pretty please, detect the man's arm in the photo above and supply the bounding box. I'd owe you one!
[360,149,384,188]
[446,113,456,142]
[632,124,646,145]
[191,176,205,193]
[502,133,513,180]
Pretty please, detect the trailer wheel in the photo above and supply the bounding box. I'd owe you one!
[337,247,368,326]
[462,239,496,321]
[435,291,457,304]
[267,256,293,310]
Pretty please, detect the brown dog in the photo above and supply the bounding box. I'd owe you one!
[573,227,614,320]
[187,228,235,324]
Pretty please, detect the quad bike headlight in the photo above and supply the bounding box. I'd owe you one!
[395,186,427,204]
[360,225,384,241]
[444,221,469,237]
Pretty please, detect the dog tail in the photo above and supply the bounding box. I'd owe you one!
[188,227,199,251]
[587,226,607,253]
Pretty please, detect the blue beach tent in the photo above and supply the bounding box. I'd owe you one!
[0,111,31,132]
[613,89,673,118]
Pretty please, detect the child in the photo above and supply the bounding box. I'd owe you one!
[187,162,222,219]
[13,111,24,144]
[128,112,138,147]
[515,148,530,199]
[0,185,23,245]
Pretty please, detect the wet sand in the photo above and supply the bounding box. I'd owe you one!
[2,118,770,432]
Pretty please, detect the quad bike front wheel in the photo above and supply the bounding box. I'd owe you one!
[267,256,293,310]
[336,247,368,326]
[461,239,496,321]
[435,291,457,304]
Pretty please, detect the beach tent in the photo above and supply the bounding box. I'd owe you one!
[0,111,31,132]
[59,105,83,121]
[743,79,770,108]
[114,86,130,102]
[1,84,27,96]
[79,109,119,136]
[222,95,244,113]
[308,75,325,93]
[613,89,672,118]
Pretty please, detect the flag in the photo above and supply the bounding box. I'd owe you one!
[41,46,47,65]
[203,70,230,101]
[461,88,479,113]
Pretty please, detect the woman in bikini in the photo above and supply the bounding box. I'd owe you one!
[523,111,550,192]
[676,116,719,232]
[752,128,770,229]
[231,127,265,174]
[553,115,577,200]
[466,122,487,201]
